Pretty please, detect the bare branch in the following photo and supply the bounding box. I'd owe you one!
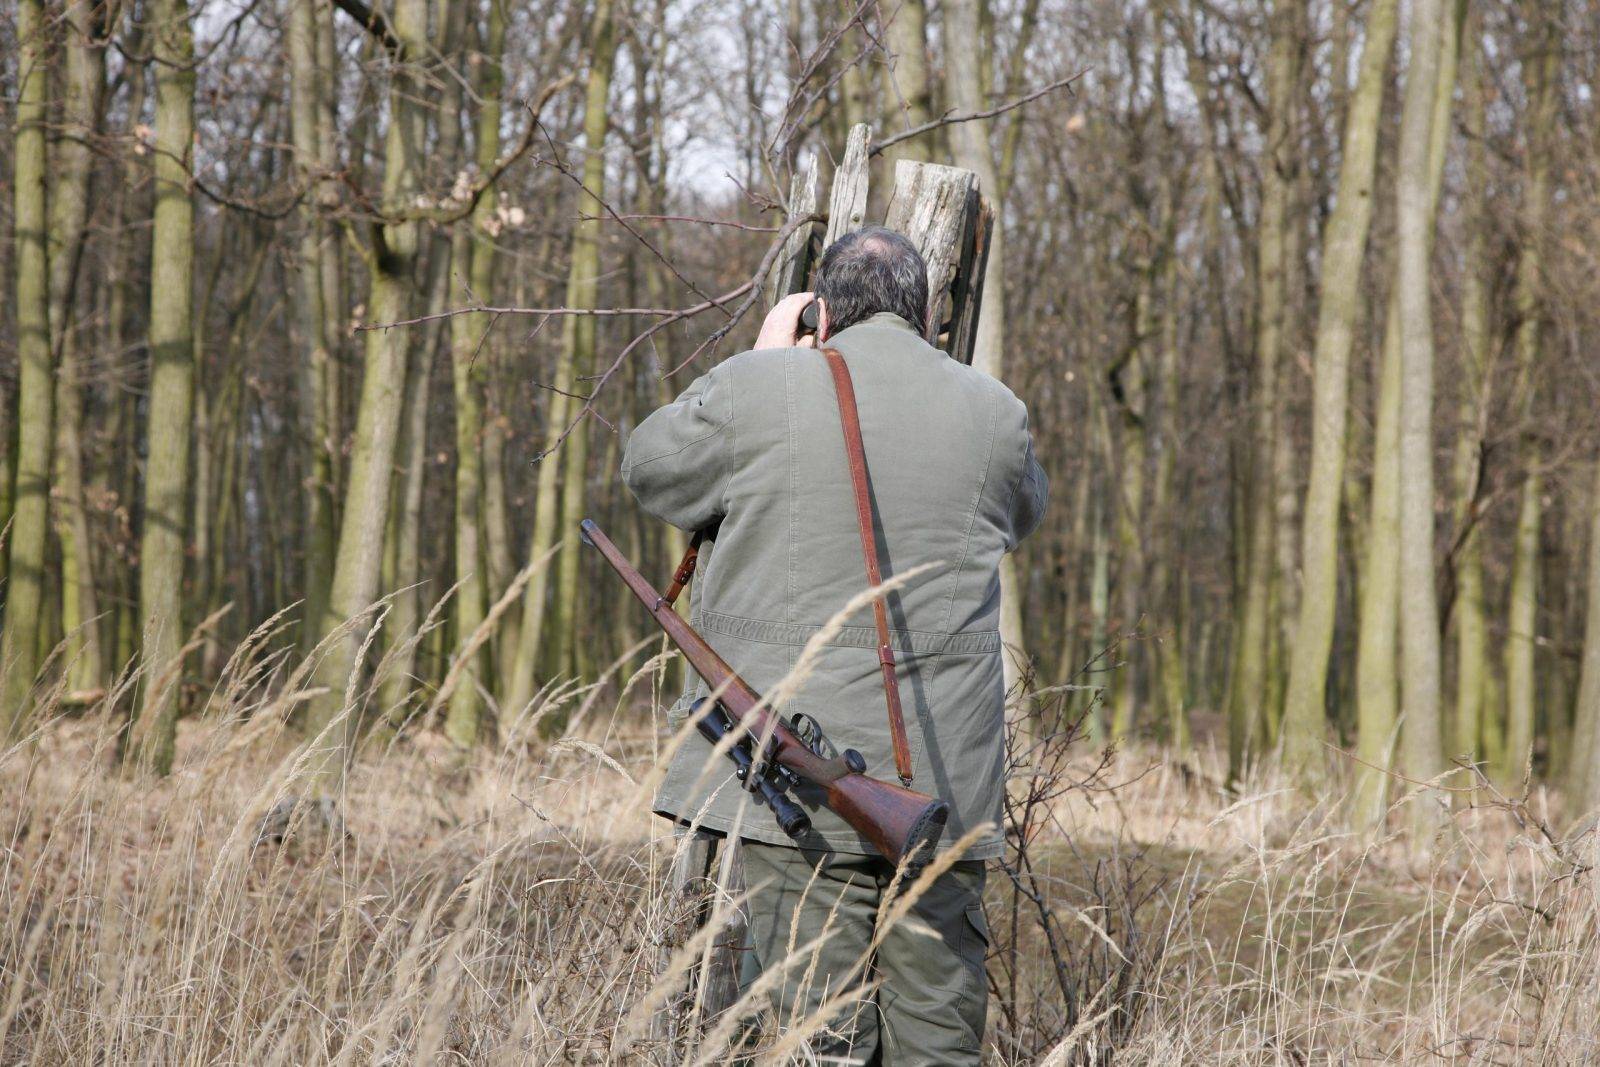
[870,70,1088,157]
[329,0,405,57]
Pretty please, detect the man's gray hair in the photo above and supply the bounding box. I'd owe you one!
[814,227,930,336]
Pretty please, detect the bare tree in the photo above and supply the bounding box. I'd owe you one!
[302,0,433,781]
[1394,0,1453,840]
[1279,0,1398,785]
[129,0,198,773]
[1227,0,1299,782]
[1,0,54,739]
[1503,4,1557,783]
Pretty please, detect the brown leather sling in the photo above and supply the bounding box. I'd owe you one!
[657,347,917,788]
[820,346,916,787]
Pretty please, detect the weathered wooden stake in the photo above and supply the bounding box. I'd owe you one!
[885,159,992,366]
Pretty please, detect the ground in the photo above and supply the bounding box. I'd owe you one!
[2,685,1595,1064]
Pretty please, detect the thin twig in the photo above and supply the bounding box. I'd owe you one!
[870,71,1088,156]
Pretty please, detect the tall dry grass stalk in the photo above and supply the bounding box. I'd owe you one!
[2,599,1598,1064]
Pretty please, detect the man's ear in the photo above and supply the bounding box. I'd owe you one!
[816,298,831,342]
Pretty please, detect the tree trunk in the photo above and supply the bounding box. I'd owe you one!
[1351,0,1461,829]
[1503,15,1556,785]
[1452,14,1492,773]
[289,0,340,652]
[1574,461,1600,815]
[1279,0,1398,784]
[1109,269,1150,742]
[374,319,438,721]
[1,0,55,739]
[1394,0,1453,842]
[129,0,197,773]
[50,0,109,698]
[946,0,1029,693]
[302,0,430,782]
[444,0,500,748]
[1227,0,1298,782]
[882,0,931,165]
[1151,252,1188,744]
[546,0,619,698]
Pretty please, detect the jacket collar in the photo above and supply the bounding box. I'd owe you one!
[828,311,922,342]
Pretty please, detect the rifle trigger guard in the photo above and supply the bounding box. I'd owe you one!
[789,712,833,759]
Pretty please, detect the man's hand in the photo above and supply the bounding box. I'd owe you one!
[755,291,818,350]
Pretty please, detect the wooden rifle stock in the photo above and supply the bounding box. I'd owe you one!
[579,519,948,865]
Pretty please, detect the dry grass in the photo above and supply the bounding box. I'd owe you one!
[4,626,1599,1064]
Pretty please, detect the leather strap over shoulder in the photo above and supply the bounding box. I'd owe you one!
[821,347,916,787]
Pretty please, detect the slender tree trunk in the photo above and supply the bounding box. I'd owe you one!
[1573,460,1600,815]
[1267,161,1309,741]
[1227,0,1298,782]
[1056,457,1091,691]
[1503,16,1556,785]
[1151,254,1188,744]
[1109,271,1150,741]
[374,0,469,725]
[1087,498,1110,744]
[1394,0,1453,842]
[374,322,438,720]
[129,0,197,773]
[547,0,618,695]
[1453,15,1492,772]
[49,0,109,698]
[504,395,569,715]
[289,0,340,651]
[882,0,931,165]
[303,0,430,782]
[101,16,149,684]
[315,0,346,501]
[1351,0,1461,829]
[442,0,508,747]
[1279,0,1398,784]
[946,0,1030,693]
[1,0,55,738]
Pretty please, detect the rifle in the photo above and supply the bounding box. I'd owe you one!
[579,518,949,866]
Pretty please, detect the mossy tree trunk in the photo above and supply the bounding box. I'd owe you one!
[129,0,197,774]
[1227,0,1298,783]
[1453,15,1493,775]
[1279,0,1398,785]
[1503,9,1557,784]
[506,0,617,720]
[548,0,619,689]
[444,0,509,749]
[1351,0,1462,829]
[288,0,340,652]
[1,0,55,739]
[50,0,109,698]
[302,0,431,783]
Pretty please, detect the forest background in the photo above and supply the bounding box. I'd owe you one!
[4,0,1600,1061]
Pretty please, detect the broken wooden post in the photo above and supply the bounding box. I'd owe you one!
[651,831,748,1059]
[885,159,992,366]
[823,124,872,248]
[767,155,820,309]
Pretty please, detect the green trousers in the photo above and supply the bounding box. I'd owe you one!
[742,841,989,1065]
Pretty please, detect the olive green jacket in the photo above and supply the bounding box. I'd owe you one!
[621,312,1047,859]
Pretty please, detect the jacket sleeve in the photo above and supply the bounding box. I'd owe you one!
[621,367,735,532]
[1008,436,1049,547]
